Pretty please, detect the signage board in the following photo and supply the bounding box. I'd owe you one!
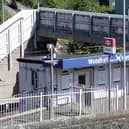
[103,37,116,54]
[62,52,129,69]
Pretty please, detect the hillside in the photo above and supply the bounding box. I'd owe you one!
[16,0,114,13]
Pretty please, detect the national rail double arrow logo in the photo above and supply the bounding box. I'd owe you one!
[105,40,111,46]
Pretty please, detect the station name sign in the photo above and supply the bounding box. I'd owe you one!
[88,53,129,66]
[62,52,129,69]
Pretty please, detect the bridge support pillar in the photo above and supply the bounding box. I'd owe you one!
[7,30,12,71]
[19,20,24,58]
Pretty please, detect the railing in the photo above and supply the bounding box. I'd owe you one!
[38,7,129,45]
[0,9,37,69]
[0,87,126,127]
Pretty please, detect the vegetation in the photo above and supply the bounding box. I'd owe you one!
[61,39,103,54]
[17,0,114,13]
[16,0,37,8]
[0,1,12,24]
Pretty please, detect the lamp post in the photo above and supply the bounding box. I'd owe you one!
[47,44,54,119]
[2,0,5,22]
[123,0,127,110]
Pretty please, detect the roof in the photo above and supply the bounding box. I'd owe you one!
[17,52,129,69]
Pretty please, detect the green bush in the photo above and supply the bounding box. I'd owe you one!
[0,1,11,24]
[16,0,37,8]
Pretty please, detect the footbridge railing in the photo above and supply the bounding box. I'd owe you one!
[0,9,36,69]
[38,7,129,45]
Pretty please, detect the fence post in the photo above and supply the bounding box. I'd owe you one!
[40,92,43,121]
[79,89,82,117]
[116,85,118,111]
[49,98,54,120]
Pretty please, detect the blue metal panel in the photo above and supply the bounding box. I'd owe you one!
[60,52,129,69]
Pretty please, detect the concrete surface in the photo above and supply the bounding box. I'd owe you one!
[2,111,129,129]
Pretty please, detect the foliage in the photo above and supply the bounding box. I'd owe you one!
[17,0,114,13]
[66,0,97,11]
[61,39,103,54]
[39,0,56,8]
[17,0,37,8]
[0,1,11,24]
[97,5,115,13]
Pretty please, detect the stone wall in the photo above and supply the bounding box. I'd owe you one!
[2,111,129,129]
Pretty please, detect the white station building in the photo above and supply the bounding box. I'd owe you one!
[17,52,129,99]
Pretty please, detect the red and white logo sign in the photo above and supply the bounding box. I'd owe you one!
[103,37,116,54]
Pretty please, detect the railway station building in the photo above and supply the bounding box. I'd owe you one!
[17,52,129,98]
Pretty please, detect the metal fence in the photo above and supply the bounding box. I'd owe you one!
[0,87,126,127]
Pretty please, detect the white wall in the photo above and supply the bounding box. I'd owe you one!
[19,62,43,93]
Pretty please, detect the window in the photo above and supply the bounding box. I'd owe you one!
[32,70,38,90]
[112,67,121,89]
[97,68,106,85]
[61,74,70,90]
[113,67,120,82]
[78,75,85,85]
[62,71,69,75]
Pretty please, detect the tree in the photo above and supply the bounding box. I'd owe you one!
[16,0,114,13]
[40,0,56,8]
[66,0,113,13]
[0,1,11,24]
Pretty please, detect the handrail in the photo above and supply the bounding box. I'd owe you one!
[0,17,23,34]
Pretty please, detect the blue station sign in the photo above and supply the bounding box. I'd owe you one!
[59,52,129,69]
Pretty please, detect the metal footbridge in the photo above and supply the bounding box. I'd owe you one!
[37,7,129,46]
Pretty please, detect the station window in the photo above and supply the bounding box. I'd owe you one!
[113,67,120,82]
[62,71,69,75]
[61,74,70,90]
[31,70,38,90]
[97,68,106,86]
[78,75,86,88]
